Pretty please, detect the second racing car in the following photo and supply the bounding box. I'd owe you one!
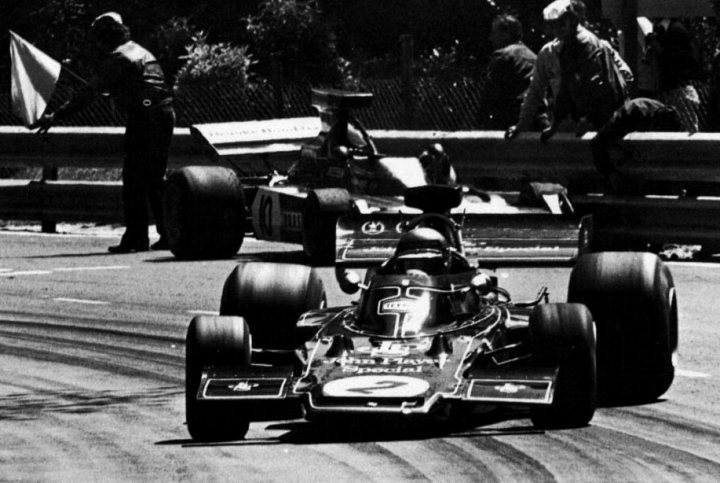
[183,185,677,441]
[164,89,571,263]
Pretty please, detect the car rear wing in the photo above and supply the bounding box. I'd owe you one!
[335,213,592,268]
[190,117,321,173]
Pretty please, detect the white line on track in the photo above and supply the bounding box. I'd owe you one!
[665,261,720,269]
[187,310,220,316]
[0,270,53,277]
[676,369,711,379]
[53,297,110,305]
[54,265,129,272]
[0,266,129,277]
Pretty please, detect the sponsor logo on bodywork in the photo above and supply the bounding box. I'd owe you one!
[494,383,527,394]
[467,379,552,403]
[355,340,431,357]
[328,355,437,374]
[361,220,385,235]
[283,211,302,231]
[203,377,287,399]
[229,381,259,392]
[381,299,416,312]
[322,375,430,398]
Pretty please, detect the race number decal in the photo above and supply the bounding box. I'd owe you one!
[251,189,283,241]
[322,375,430,398]
[260,194,273,236]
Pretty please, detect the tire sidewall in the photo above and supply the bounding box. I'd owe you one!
[220,262,326,348]
[568,251,676,402]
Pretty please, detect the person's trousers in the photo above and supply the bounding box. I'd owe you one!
[121,105,175,245]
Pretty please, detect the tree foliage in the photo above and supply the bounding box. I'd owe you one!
[0,0,716,94]
[174,32,255,90]
[245,0,345,85]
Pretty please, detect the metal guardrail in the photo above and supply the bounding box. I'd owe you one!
[1,125,720,250]
[1,125,715,184]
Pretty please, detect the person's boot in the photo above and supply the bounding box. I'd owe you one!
[108,236,149,253]
[150,238,169,250]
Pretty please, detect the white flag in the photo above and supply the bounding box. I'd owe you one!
[9,30,62,126]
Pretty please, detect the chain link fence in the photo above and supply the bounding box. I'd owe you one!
[0,67,707,132]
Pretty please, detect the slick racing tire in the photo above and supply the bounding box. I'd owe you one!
[186,316,251,442]
[164,166,246,260]
[220,262,326,349]
[568,252,677,404]
[302,188,351,265]
[530,303,597,429]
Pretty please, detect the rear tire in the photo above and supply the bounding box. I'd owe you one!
[220,262,326,349]
[185,316,251,441]
[530,303,597,429]
[568,252,677,403]
[302,188,350,265]
[164,166,246,260]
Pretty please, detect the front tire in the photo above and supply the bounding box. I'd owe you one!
[568,252,677,403]
[164,166,246,260]
[220,262,326,349]
[185,316,251,441]
[530,303,597,429]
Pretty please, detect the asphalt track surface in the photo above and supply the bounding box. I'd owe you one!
[1,228,719,481]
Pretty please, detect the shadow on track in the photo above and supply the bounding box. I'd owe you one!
[157,409,544,447]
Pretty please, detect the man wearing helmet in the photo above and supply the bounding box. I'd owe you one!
[31,12,175,253]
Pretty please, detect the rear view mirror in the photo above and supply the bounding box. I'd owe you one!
[336,267,362,294]
[471,273,493,295]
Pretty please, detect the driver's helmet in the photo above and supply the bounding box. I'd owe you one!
[377,228,452,278]
[395,227,450,255]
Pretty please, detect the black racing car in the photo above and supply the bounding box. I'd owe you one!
[184,186,677,441]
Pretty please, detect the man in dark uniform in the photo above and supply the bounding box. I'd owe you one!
[478,14,537,129]
[32,12,175,253]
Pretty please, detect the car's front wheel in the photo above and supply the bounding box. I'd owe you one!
[185,316,251,441]
[530,303,597,429]
[164,166,246,260]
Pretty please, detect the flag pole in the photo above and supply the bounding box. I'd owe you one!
[60,63,89,86]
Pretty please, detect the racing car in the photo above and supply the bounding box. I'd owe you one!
[163,88,571,263]
[184,185,677,441]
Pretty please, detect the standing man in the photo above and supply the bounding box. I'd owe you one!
[505,0,633,139]
[32,12,175,253]
[477,14,537,129]
[547,0,631,140]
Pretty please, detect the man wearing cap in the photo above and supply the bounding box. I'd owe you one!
[32,12,175,253]
[549,0,633,140]
[505,0,633,139]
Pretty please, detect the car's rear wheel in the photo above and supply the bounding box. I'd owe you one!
[185,316,251,441]
[302,188,351,265]
[568,251,677,403]
[530,303,597,429]
[164,166,246,260]
[220,262,326,349]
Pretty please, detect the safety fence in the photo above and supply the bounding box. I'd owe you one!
[1,125,720,252]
